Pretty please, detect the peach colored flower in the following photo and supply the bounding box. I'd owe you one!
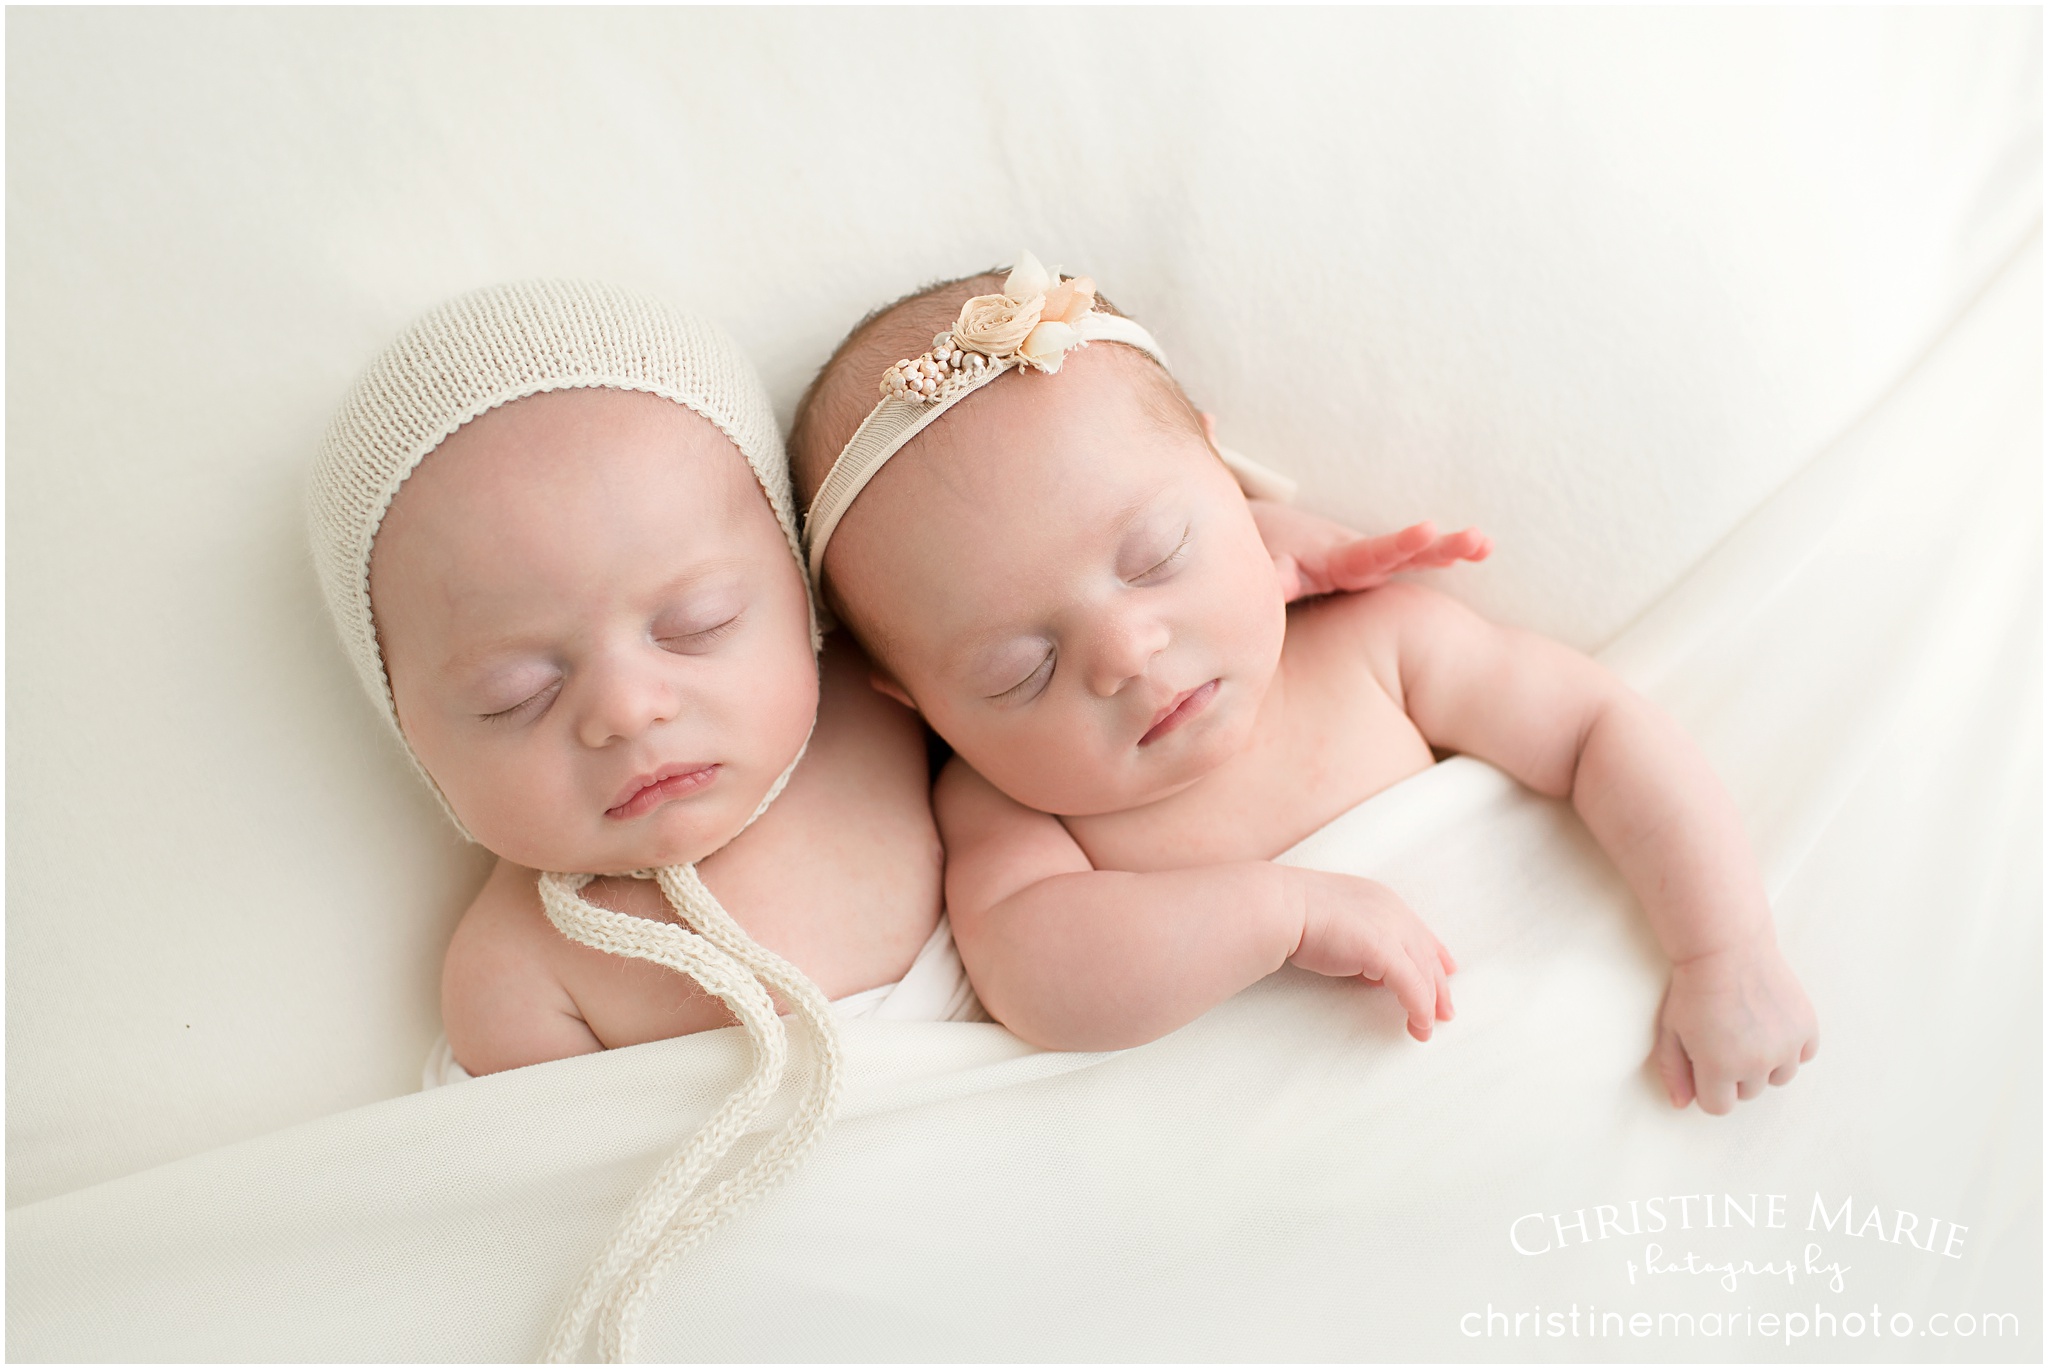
[1039,275,1097,325]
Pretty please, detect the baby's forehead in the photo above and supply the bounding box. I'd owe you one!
[403,387,750,512]
[370,387,773,615]
[908,347,1203,502]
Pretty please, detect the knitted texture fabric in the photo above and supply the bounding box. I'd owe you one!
[307,278,814,833]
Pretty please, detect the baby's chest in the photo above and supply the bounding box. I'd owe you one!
[560,717,946,1046]
[558,823,943,1049]
[1072,646,1437,871]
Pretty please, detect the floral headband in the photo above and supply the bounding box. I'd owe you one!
[801,250,1296,586]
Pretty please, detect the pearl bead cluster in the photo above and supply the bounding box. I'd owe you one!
[879,332,997,405]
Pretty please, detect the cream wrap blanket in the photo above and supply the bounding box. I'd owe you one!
[7,243,2037,1361]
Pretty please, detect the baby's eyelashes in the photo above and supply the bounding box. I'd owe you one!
[987,647,1056,706]
[654,611,743,654]
[1123,525,1192,585]
[478,675,563,724]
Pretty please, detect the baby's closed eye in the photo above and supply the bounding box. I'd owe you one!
[478,670,563,722]
[654,609,743,654]
[988,645,1055,705]
[1119,521,1191,584]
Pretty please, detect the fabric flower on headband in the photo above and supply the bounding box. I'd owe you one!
[880,250,1100,404]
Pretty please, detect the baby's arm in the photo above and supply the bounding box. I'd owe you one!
[1354,584,1818,1113]
[937,760,1454,1051]
[441,858,604,1075]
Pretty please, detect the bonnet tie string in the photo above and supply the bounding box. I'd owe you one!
[534,861,845,1363]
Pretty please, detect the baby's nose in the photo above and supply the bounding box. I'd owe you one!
[576,656,680,747]
[1084,609,1170,697]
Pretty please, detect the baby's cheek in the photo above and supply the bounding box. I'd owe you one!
[1003,711,1122,812]
[459,761,565,861]
[744,637,823,762]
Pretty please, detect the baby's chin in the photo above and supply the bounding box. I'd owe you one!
[471,786,762,877]
[1014,711,1252,818]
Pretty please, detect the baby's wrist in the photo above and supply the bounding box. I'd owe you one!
[1670,920,1778,969]
[1272,864,1311,964]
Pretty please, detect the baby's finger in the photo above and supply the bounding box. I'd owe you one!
[1735,1076,1763,1102]
[1447,527,1491,561]
[1433,962,1454,1021]
[1374,952,1435,1041]
[1651,1026,1694,1109]
[1693,1068,1738,1116]
[1272,553,1310,602]
[1434,937,1458,975]
[1331,528,1431,586]
[1800,1033,1819,1063]
[1768,1062,1798,1087]
[1390,520,1439,552]
[1413,534,1481,567]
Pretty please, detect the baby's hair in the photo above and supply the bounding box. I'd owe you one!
[787,266,1207,515]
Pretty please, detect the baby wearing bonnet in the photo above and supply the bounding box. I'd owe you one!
[790,253,1819,1115]
[308,280,982,1359]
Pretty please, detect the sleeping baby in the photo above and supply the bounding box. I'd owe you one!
[788,253,1819,1116]
[309,280,993,1359]
[309,281,980,1087]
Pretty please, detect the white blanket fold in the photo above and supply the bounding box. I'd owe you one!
[7,243,2038,1361]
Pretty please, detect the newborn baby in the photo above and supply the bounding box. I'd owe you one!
[789,255,1819,1115]
[310,281,966,1085]
[313,280,997,1358]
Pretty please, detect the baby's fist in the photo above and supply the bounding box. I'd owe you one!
[1652,938,1818,1114]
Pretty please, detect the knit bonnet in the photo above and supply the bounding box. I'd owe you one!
[308,278,815,835]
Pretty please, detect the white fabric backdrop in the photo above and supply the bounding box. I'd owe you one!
[5,6,2039,1209]
[9,240,2037,1362]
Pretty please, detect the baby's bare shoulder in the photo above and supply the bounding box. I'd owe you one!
[1295,579,1470,639]
[442,861,607,1073]
[1286,581,1476,699]
[445,861,558,984]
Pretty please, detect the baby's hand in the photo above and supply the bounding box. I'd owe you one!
[1274,519,1493,602]
[1286,868,1457,1041]
[1651,937,1819,1114]
[1206,412,1491,604]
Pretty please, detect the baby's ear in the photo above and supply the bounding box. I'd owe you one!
[868,669,919,714]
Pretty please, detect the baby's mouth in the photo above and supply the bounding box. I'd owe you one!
[605,763,721,820]
[1139,679,1220,747]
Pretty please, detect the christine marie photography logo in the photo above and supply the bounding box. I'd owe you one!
[1459,1190,2024,1347]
